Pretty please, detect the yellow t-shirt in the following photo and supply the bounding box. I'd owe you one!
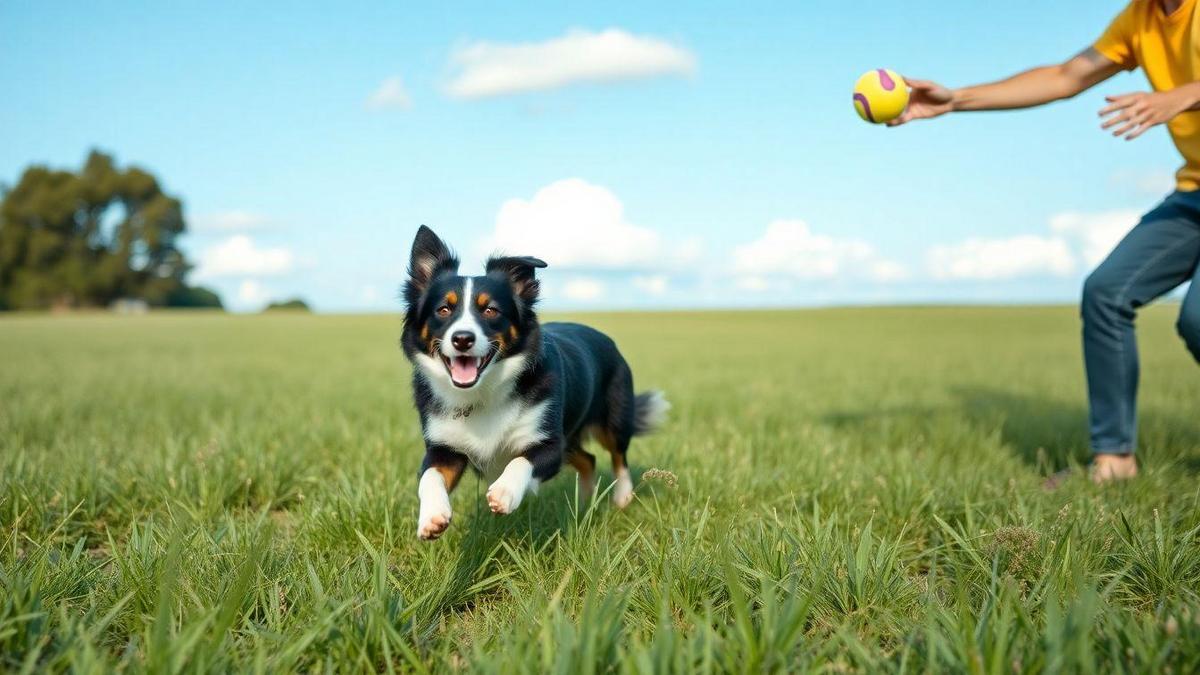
[1094,0,1200,191]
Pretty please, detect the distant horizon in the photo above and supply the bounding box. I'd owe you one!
[3,297,1189,318]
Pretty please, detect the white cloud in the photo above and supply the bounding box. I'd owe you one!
[1049,210,1140,267]
[366,75,412,110]
[732,220,908,283]
[195,235,295,279]
[488,178,696,270]
[444,28,696,99]
[562,277,605,301]
[927,235,1076,281]
[869,260,911,283]
[736,276,771,293]
[237,280,271,307]
[192,210,270,232]
[632,275,669,295]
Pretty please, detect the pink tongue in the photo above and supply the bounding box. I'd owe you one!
[450,357,479,384]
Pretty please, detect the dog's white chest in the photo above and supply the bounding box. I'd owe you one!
[423,398,549,477]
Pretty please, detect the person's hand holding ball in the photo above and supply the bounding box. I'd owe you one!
[854,69,958,127]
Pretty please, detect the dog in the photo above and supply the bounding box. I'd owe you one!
[400,226,669,540]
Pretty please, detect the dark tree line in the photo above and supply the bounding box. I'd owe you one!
[0,151,222,310]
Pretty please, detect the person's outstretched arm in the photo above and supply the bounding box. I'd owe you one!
[889,48,1123,126]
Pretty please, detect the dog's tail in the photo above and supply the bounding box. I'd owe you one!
[632,390,671,436]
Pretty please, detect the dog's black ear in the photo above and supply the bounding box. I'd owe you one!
[486,255,547,304]
[406,226,459,302]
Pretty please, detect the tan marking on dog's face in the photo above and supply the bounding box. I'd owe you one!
[444,290,458,305]
[509,325,519,340]
[476,292,491,308]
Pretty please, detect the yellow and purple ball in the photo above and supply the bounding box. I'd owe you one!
[853,69,909,124]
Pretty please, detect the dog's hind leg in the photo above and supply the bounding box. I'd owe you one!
[594,427,634,508]
[597,362,638,508]
[566,442,597,501]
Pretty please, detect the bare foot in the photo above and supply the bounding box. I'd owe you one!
[1090,453,1138,484]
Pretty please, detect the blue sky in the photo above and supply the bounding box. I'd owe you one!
[0,1,1185,311]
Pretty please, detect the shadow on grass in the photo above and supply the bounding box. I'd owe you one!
[957,387,1200,473]
[422,472,606,622]
[952,387,1090,472]
[819,389,1091,473]
[823,387,1200,476]
[456,473,587,548]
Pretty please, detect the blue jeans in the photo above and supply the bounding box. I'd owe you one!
[1082,190,1200,454]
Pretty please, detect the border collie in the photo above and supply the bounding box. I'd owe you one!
[401,226,669,540]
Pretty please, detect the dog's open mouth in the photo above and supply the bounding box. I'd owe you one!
[440,350,497,388]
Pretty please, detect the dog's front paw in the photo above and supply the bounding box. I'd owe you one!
[417,509,452,540]
[486,484,523,514]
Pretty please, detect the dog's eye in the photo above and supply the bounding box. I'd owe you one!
[436,305,452,318]
[481,307,499,319]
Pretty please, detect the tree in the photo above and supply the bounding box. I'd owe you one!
[264,298,311,312]
[166,285,224,309]
[0,150,222,310]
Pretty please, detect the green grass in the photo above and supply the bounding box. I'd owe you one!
[2,306,1199,673]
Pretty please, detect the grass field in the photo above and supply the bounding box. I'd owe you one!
[2,306,1199,672]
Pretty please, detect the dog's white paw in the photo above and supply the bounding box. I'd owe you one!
[417,467,453,541]
[417,508,452,540]
[612,469,634,509]
[487,457,533,515]
[487,484,523,514]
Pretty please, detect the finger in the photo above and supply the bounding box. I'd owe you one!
[1112,120,1140,137]
[904,77,935,90]
[1104,92,1142,103]
[1110,110,1148,136]
[1100,108,1137,129]
[1123,113,1155,139]
[1126,123,1153,140]
[1099,103,1137,127]
[1099,100,1137,116]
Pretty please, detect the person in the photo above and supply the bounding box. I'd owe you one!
[892,0,1200,483]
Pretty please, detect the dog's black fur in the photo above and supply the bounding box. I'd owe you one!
[401,226,667,539]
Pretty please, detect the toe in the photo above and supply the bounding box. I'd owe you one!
[418,513,451,540]
[487,489,511,514]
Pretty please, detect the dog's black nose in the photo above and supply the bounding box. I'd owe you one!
[451,331,475,352]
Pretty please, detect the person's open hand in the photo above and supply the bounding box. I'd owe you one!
[888,77,955,127]
[1100,90,1192,140]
